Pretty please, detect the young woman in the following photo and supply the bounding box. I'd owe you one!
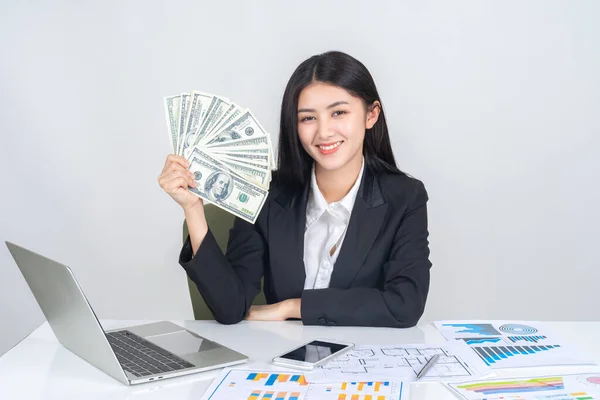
[158,51,432,328]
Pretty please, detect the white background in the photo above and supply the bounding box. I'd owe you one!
[1,1,599,356]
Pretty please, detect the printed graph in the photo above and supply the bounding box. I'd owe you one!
[507,335,547,343]
[456,376,565,395]
[452,376,596,400]
[205,370,405,400]
[248,391,300,400]
[247,373,308,386]
[586,377,600,386]
[339,382,390,392]
[206,371,309,400]
[566,394,596,400]
[328,381,401,400]
[489,392,594,400]
[336,395,386,400]
[527,394,594,400]
[472,344,561,366]
[442,323,501,336]
[577,374,600,389]
[498,323,538,334]
[460,337,502,345]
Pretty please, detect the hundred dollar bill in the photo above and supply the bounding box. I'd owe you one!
[199,104,245,146]
[193,96,231,146]
[186,150,268,224]
[163,91,276,171]
[179,91,212,157]
[164,94,181,153]
[210,147,270,155]
[215,154,270,173]
[189,146,270,187]
[212,152,270,166]
[210,146,275,169]
[213,156,271,188]
[205,110,268,146]
[176,93,191,155]
[205,135,270,150]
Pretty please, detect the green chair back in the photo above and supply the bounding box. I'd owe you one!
[184,204,266,320]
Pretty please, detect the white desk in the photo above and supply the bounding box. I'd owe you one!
[1,320,599,399]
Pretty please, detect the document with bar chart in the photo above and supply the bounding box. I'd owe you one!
[434,320,595,369]
[446,373,600,400]
[306,342,491,384]
[200,369,408,400]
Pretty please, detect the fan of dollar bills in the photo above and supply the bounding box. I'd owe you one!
[164,92,274,224]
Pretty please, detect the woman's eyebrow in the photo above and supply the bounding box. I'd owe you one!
[298,101,349,113]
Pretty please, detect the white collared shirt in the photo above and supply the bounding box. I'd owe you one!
[303,159,365,289]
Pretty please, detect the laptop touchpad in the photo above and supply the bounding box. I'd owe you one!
[145,331,206,356]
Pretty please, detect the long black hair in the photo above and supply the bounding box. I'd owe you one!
[276,51,402,190]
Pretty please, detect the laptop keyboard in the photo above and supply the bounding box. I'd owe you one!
[106,330,195,377]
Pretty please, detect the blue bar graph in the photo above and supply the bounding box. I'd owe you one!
[443,323,500,336]
[474,345,561,366]
[461,337,502,345]
[507,335,547,343]
[265,375,277,386]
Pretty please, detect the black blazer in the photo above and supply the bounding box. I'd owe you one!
[179,168,432,328]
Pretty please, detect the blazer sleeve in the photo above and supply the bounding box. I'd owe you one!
[300,180,432,328]
[178,209,268,325]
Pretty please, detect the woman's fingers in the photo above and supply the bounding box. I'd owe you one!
[163,154,189,169]
[159,170,196,191]
[161,154,190,175]
[163,177,191,192]
[160,169,191,183]
[158,162,186,181]
[157,154,201,210]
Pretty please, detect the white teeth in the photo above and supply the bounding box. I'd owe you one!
[319,141,342,151]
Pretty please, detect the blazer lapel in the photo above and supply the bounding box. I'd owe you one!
[270,183,310,298]
[329,170,388,289]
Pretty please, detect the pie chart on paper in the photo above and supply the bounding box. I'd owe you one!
[577,374,600,388]
[586,376,600,385]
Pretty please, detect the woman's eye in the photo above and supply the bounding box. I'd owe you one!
[332,110,347,116]
[300,116,315,122]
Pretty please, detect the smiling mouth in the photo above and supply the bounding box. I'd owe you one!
[318,141,343,151]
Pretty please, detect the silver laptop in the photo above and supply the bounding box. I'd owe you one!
[6,241,248,385]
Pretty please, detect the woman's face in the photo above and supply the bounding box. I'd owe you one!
[297,82,379,174]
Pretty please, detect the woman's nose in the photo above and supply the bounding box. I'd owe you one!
[316,119,334,140]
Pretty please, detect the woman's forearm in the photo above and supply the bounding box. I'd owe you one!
[184,202,209,255]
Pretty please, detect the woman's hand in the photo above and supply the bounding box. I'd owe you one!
[158,154,202,211]
[245,299,301,321]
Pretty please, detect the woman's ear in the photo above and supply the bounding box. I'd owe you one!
[365,101,381,129]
